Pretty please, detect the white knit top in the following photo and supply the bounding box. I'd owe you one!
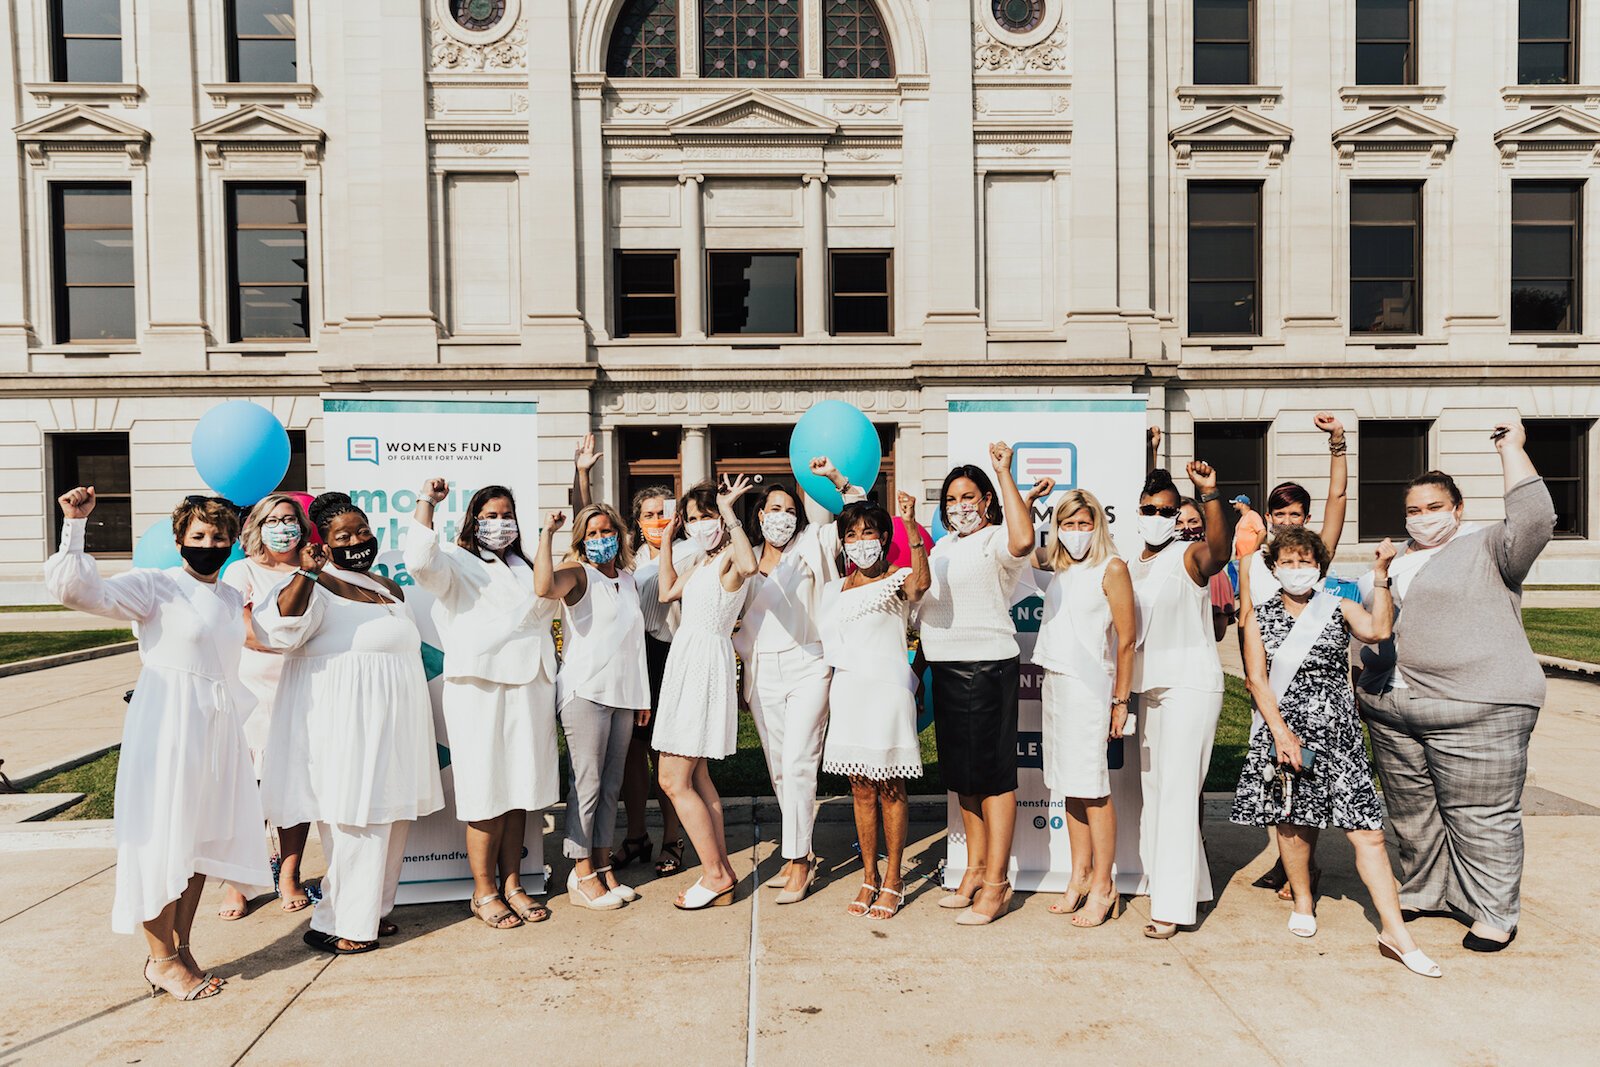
[916,523,1028,662]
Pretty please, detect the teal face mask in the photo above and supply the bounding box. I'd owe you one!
[585,533,619,565]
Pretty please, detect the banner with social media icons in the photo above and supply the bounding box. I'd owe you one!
[322,393,544,902]
[941,395,1150,894]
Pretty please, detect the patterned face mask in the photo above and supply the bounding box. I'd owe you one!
[263,523,301,553]
[585,533,620,565]
[843,538,884,570]
[948,503,985,535]
[687,519,724,551]
[476,518,518,551]
[759,512,798,547]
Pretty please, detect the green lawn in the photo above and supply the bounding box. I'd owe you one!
[0,629,132,666]
[1522,607,1600,663]
[34,749,119,820]
[0,604,70,613]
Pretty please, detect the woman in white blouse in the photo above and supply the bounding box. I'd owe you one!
[407,479,559,928]
[47,488,269,1000]
[919,443,1037,926]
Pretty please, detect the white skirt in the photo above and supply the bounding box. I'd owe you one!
[442,676,559,821]
[822,669,923,781]
[652,628,739,760]
[1042,671,1112,799]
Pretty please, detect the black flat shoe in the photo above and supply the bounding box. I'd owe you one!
[1463,927,1517,952]
[302,929,378,955]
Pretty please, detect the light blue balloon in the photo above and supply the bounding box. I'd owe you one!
[929,506,948,544]
[191,401,291,506]
[131,521,182,569]
[788,400,881,512]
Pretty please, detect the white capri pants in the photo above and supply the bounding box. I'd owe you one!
[1137,686,1222,927]
[310,820,410,942]
[1041,671,1111,799]
[748,645,832,860]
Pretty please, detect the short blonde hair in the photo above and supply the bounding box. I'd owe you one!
[171,496,241,543]
[239,493,310,558]
[564,503,635,571]
[1045,489,1117,571]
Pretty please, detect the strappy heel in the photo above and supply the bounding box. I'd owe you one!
[144,953,222,1001]
[674,876,736,910]
[611,834,653,871]
[471,893,523,929]
[596,865,638,902]
[847,879,880,917]
[867,885,905,919]
[1379,935,1442,977]
[176,942,223,987]
[938,864,984,910]
[655,837,686,877]
[1070,889,1123,928]
[1048,879,1092,916]
[956,879,1014,926]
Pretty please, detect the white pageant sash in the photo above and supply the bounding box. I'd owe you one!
[1266,589,1341,704]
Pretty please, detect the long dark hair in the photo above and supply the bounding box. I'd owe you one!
[939,464,1003,527]
[833,500,894,573]
[746,481,809,548]
[456,484,529,564]
[628,483,675,551]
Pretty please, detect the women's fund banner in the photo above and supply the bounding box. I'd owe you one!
[322,394,542,902]
[941,395,1150,894]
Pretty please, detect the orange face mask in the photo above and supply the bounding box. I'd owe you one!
[639,517,669,548]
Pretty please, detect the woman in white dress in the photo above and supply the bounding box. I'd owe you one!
[407,479,558,929]
[219,493,314,919]
[818,493,928,919]
[736,456,864,903]
[652,476,760,909]
[1128,463,1230,939]
[535,502,650,911]
[256,492,444,955]
[47,488,269,1001]
[1031,488,1136,929]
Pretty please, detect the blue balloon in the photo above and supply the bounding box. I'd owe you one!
[788,400,881,512]
[192,401,290,506]
[131,521,182,569]
[929,506,948,544]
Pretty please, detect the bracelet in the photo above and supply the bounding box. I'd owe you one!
[294,568,320,582]
[1374,578,1391,589]
[1329,439,1348,456]
[906,539,924,550]
[1111,696,1130,707]
[1198,490,1222,504]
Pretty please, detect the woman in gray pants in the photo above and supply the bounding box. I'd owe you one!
[535,503,651,911]
[1356,417,1555,952]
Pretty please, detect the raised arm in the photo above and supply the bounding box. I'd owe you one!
[1489,417,1556,586]
[273,541,328,619]
[405,477,458,600]
[657,514,692,603]
[896,491,931,603]
[45,488,162,623]
[533,510,586,604]
[1241,606,1305,772]
[1103,557,1137,739]
[1184,461,1230,582]
[807,455,866,559]
[1314,412,1349,553]
[571,433,600,509]
[1339,539,1396,644]
[989,441,1037,558]
[1147,426,1162,472]
[717,475,760,590]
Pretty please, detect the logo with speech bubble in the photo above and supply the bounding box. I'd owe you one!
[347,436,380,465]
[1011,441,1077,495]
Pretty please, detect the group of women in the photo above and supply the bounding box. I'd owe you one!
[50,411,1554,999]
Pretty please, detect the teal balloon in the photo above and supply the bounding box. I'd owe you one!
[132,522,182,568]
[929,506,948,543]
[788,400,881,512]
[191,401,291,506]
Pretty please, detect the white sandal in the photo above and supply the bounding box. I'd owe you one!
[867,886,904,919]
[847,881,879,917]
[595,865,638,903]
[1288,910,1318,938]
[1378,936,1442,978]
[567,869,625,911]
[674,876,735,910]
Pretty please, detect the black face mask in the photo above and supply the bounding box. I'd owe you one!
[179,544,233,576]
[1178,527,1205,543]
[330,539,378,573]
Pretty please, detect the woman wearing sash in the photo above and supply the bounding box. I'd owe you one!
[1032,489,1136,928]
[1231,528,1440,976]
[257,493,444,955]
[1357,418,1554,953]
[1128,463,1229,939]
[535,503,650,911]
[736,457,864,904]
[818,494,929,919]
[407,479,558,928]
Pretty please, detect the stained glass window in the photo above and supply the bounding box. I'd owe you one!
[607,0,679,77]
[450,0,506,33]
[702,0,801,78]
[825,0,892,78]
[993,0,1046,33]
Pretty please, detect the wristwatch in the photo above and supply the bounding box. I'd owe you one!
[1198,490,1222,504]
[1374,579,1391,589]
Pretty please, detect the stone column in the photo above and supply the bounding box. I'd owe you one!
[1442,0,1503,358]
[1280,0,1343,356]
[0,0,28,368]
[523,0,588,360]
[681,424,710,484]
[573,75,607,338]
[919,0,984,357]
[1063,0,1126,356]
[802,174,828,337]
[680,174,705,339]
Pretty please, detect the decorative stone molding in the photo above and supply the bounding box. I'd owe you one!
[1332,106,1456,168]
[1338,85,1444,111]
[1493,105,1600,167]
[13,105,150,166]
[973,25,1067,72]
[192,105,325,166]
[1176,85,1284,111]
[616,100,673,115]
[429,0,527,73]
[667,90,840,135]
[1501,84,1600,110]
[597,383,918,418]
[833,101,888,116]
[201,83,317,109]
[1169,106,1292,168]
[22,82,141,108]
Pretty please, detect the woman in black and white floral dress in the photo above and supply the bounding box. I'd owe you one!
[1231,527,1440,978]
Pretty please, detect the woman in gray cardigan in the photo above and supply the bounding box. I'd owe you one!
[1356,417,1555,953]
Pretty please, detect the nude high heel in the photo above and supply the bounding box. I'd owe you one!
[144,953,222,1001]
[938,864,984,909]
[1070,889,1123,928]
[955,879,1014,926]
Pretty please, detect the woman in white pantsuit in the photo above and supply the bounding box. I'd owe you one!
[257,493,443,955]
[407,479,559,929]
[47,489,270,1001]
[734,456,863,903]
[1128,463,1230,939]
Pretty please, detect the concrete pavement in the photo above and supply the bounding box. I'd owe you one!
[0,650,138,784]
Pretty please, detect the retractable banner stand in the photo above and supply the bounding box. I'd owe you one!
[940,395,1150,894]
[320,394,544,903]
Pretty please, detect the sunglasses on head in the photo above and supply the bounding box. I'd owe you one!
[1139,504,1179,518]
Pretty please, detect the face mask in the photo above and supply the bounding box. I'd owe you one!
[1061,530,1094,560]
[585,533,620,565]
[639,517,669,548]
[180,544,233,576]
[1406,509,1459,547]
[948,503,985,536]
[1178,527,1204,543]
[476,518,518,551]
[687,518,724,551]
[760,512,797,548]
[1275,567,1321,597]
[330,539,378,573]
[844,538,884,570]
[263,523,300,553]
[1137,514,1176,546]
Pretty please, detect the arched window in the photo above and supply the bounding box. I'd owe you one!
[824,0,892,78]
[702,0,801,78]
[607,0,679,77]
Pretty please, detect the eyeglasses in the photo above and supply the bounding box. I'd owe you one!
[1138,505,1179,518]
[262,516,299,528]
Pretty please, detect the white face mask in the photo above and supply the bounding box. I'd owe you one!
[843,538,884,570]
[759,512,797,548]
[1061,529,1094,560]
[1406,509,1460,548]
[1275,567,1321,596]
[1137,513,1176,547]
[948,503,985,535]
[687,518,724,551]
[476,518,518,551]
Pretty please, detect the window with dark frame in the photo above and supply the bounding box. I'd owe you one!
[1187,182,1261,336]
[51,432,132,555]
[606,0,679,77]
[1350,181,1422,335]
[51,0,122,83]
[1193,0,1253,85]
[1512,180,1582,334]
[1357,419,1430,540]
[1194,422,1268,542]
[52,183,135,344]
[702,0,801,78]
[275,429,309,494]
[614,251,680,337]
[829,250,891,335]
[227,0,297,83]
[708,251,800,336]
[1525,419,1591,538]
[1519,0,1577,85]
[824,0,892,78]
[227,183,309,343]
[1355,0,1416,85]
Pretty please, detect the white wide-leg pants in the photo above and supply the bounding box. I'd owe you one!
[748,646,832,860]
[310,820,410,942]
[1137,686,1222,926]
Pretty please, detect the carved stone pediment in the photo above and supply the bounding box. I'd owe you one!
[667,90,840,138]
[1169,105,1292,167]
[192,105,325,165]
[13,105,150,166]
[1333,106,1456,167]
[1493,105,1600,165]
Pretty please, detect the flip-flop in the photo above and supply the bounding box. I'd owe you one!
[377,920,398,937]
[302,929,377,955]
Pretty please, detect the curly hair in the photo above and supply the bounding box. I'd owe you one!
[1141,468,1180,502]
[171,496,241,543]
[628,484,675,551]
[307,491,365,538]
[1262,524,1332,576]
